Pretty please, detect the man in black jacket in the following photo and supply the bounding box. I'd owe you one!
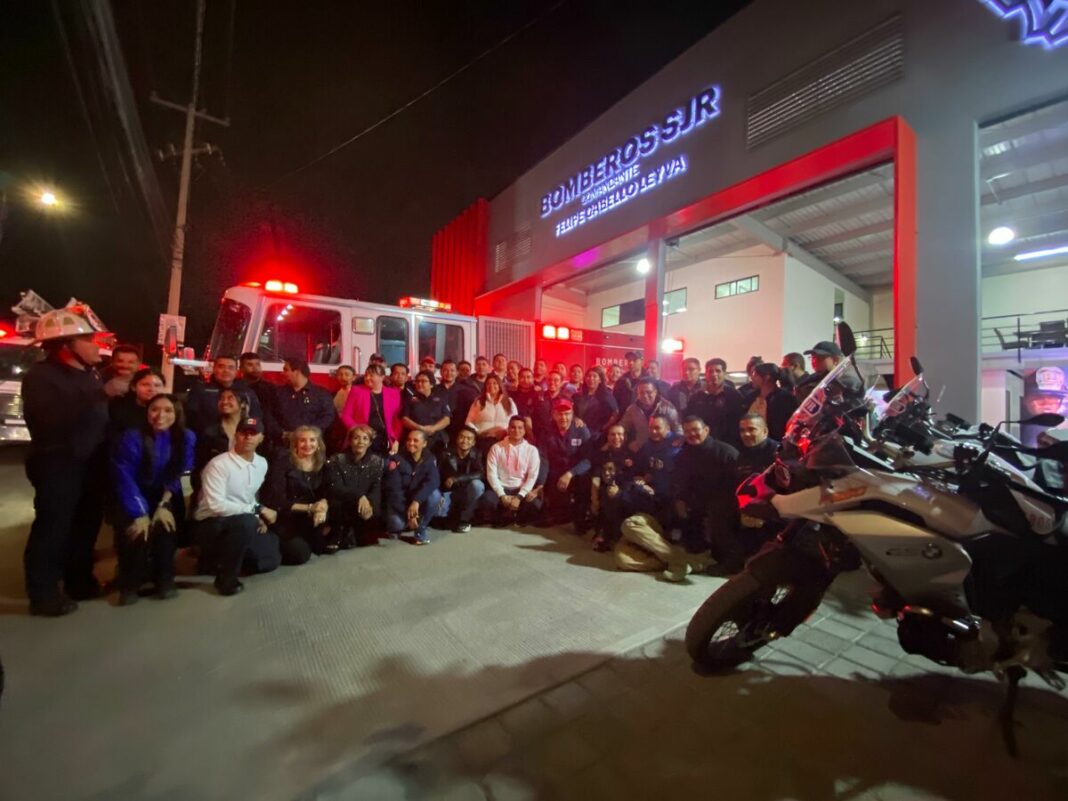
[434,360,478,440]
[688,357,744,448]
[795,341,863,402]
[540,399,592,531]
[186,355,263,438]
[613,351,646,412]
[22,304,123,616]
[672,415,740,575]
[272,357,336,445]
[438,425,485,532]
[667,357,704,415]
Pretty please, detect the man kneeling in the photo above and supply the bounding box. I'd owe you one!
[194,417,281,596]
[480,416,542,526]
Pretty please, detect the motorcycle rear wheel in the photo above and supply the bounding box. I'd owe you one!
[685,550,826,669]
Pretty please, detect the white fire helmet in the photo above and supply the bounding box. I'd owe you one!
[34,301,112,344]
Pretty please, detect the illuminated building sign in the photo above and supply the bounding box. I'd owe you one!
[553,155,688,238]
[540,84,720,234]
[979,1,1068,49]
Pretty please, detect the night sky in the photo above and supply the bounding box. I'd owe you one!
[1,0,749,355]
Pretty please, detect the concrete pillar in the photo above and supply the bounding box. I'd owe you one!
[643,239,666,361]
[913,118,981,420]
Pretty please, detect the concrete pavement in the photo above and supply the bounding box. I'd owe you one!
[1,445,1066,801]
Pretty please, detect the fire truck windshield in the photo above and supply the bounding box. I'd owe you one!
[207,298,251,360]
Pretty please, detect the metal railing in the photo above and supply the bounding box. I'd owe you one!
[852,308,1068,361]
[982,308,1068,354]
[853,327,894,361]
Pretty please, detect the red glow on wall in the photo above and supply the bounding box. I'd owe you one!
[431,199,488,315]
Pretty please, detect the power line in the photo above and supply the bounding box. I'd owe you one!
[268,0,570,187]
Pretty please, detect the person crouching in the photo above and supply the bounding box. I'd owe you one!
[384,430,442,545]
[110,394,195,604]
[438,425,486,533]
[261,425,331,563]
[322,425,385,548]
[193,417,281,595]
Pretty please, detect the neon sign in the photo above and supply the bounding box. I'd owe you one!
[979,1,1068,49]
[540,84,720,224]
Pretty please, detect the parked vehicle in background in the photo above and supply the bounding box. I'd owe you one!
[0,333,42,444]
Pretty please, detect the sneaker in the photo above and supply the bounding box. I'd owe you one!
[118,590,140,606]
[413,531,430,546]
[29,596,78,617]
[155,581,178,600]
[453,522,472,533]
[661,563,692,583]
[214,577,244,596]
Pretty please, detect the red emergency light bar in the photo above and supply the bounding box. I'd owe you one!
[399,296,452,311]
[261,279,299,294]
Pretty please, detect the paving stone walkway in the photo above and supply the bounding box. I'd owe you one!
[305,572,1068,801]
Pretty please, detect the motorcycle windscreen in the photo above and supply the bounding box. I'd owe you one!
[877,372,930,426]
[784,358,856,441]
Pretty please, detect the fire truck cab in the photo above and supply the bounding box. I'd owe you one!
[194,281,533,386]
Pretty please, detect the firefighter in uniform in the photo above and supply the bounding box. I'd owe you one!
[22,302,121,616]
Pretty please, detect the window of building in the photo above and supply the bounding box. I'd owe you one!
[714,275,760,299]
[377,316,409,367]
[664,287,687,315]
[418,320,464,364]
[258,304,342,364]
[601,298,645,328]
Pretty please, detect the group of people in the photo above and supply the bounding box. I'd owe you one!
[20,300,853,615]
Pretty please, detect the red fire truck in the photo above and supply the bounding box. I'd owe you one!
[175,279,683,385]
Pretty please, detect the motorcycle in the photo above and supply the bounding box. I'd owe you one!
[684,328,1068,754]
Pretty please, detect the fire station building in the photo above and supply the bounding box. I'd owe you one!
[430,0,1068,425]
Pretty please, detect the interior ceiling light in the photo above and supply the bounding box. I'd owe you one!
[1014,244,1068,262]
[988,226,1016,245]
[636,258,651,275]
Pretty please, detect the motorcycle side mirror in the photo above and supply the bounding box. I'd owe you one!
[910,356,923,376]
[836,321,857,357]
[1019,413,1065,428]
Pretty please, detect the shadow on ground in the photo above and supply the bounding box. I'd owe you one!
[253,640,1068,801]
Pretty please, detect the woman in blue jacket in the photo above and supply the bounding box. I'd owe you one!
[111,394,195,605]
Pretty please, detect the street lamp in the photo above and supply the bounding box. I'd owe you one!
[39,191,58,207]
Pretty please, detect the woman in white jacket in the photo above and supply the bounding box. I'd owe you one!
[465,374,518,454]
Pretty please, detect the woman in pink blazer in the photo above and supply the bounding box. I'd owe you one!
[340,364,402,455]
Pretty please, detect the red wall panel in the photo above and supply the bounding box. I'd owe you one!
[430,198,488,315]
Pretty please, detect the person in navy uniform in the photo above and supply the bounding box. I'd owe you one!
[384,429,442,545]
[271,357,336,447]
[433,359,479,440]
[625,413,681,529]
[402,370,452,454]
[22,302,123,616]
[540,398,592,531]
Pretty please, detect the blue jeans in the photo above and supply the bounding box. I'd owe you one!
[439,479,486,524]
[386,490,442,537]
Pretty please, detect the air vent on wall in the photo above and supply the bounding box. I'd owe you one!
[746,15,904,149]
[493,226,532,273]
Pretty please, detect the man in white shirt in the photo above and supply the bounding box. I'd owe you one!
[479,416,543,526]
[194,416,281,595]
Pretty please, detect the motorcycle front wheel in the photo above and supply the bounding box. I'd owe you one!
[685,549,827,669]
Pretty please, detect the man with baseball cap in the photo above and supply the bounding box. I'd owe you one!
[539,398,593,531]
[796,340,861,402]
[194,415,282,595]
